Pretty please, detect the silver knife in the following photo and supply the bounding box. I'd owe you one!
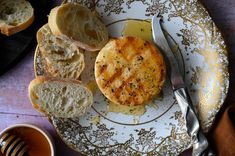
[151,14,214,156]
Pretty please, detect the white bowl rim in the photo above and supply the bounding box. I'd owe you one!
[0,123,55,156]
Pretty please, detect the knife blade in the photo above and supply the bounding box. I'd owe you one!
[151,14,213,156]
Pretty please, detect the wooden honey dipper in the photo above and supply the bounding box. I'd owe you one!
[0,133,28,156]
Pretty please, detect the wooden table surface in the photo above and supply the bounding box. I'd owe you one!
[0,0,235,155]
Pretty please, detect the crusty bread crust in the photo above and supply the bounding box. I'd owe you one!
[28,76,93,118]
[95,36,166,106]
[0,15,34,36]
[48,3,109,51]
[34,46,46,77]
[28,76,46,113]
[0,0,34,36]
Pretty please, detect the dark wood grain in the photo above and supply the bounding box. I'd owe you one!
[0,1,234,156]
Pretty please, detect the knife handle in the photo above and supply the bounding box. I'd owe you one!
[174,88,214,156]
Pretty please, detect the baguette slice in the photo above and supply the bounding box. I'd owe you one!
[37,24,85,80]
[48,3,108,51]
[28,76,93,118]
[0,0,34,36]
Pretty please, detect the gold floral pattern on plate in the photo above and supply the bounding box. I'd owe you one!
[35,0,229,155]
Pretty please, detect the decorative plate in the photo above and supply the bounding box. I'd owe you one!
[35,0,229,155]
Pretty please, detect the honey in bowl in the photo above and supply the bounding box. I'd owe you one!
[0,125,53,156]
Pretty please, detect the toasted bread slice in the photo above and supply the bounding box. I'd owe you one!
[0,0,34,36]
[95,36,166,106]
[37,24,85,80]
[34,46,47,77]
[48,3,108,51]
[28,76,93,118]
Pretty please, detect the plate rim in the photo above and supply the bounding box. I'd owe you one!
[33,0,229,155]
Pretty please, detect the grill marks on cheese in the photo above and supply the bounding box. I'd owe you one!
[95,37,166,106]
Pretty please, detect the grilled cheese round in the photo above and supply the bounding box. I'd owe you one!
[95,36,166,106]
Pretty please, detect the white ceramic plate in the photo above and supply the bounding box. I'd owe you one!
[35,0,229,155]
